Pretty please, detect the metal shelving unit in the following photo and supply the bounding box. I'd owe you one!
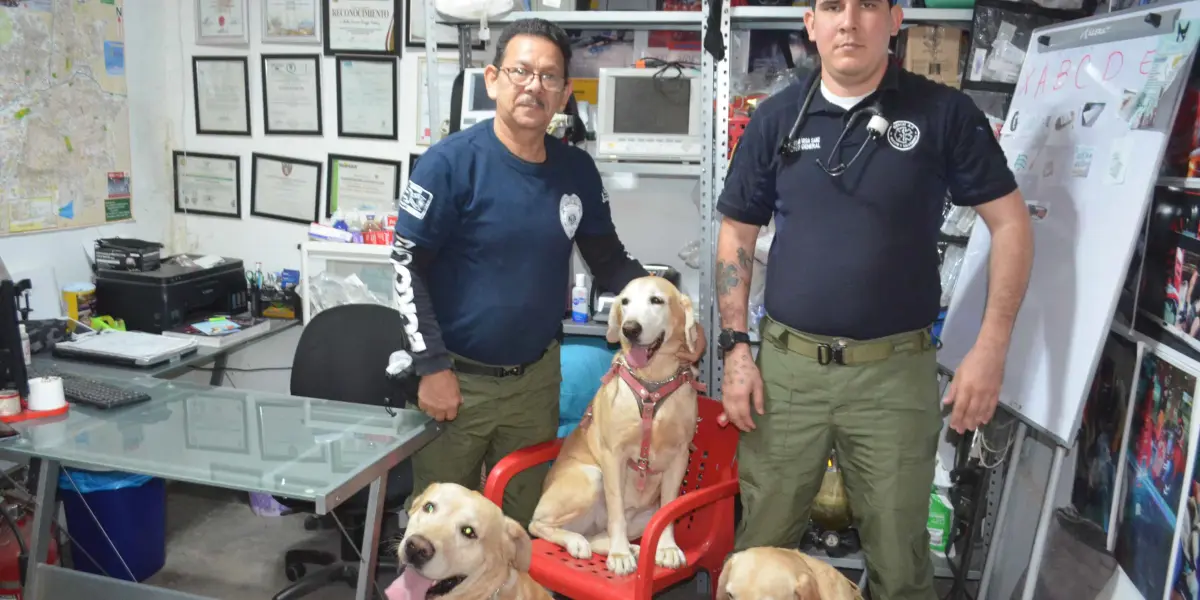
[422,0,719,388]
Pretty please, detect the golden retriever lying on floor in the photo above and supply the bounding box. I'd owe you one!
[717,547,863,600]
[528,276,704,575]
[387,483,552,600]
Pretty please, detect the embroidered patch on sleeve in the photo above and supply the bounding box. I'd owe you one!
[398,181,433,220]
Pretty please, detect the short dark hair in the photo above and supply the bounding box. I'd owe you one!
[493,18,573,81]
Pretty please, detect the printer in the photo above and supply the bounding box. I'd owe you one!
[94,255,249,334]
[592,264,682,323]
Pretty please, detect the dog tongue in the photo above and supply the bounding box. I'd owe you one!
[385,568,436,600]
[627,345,650,369]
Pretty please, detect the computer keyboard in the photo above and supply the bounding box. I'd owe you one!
[28,369,152,410]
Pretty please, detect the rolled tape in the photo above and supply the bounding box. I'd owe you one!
[28,376,67,412]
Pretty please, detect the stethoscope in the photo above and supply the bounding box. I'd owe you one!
[777,68,892,177]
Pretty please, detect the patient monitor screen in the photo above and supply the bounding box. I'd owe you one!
[469,75,496,111]
[611,76,691,135]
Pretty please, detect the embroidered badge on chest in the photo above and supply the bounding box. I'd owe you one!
[887,120,920,152]
[559,193,583,239]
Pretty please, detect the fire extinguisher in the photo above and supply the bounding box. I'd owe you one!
[0,506,59,600]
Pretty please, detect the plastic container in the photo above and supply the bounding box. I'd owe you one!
[571,274,589,323]
[58,470,167,582]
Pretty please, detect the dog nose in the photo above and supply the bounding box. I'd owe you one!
[404,535,435,567]
[622,321,642,340]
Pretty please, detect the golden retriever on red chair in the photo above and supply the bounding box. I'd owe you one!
[527,275,704,575]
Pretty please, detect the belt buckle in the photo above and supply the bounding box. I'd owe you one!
[505,365,524,377]
[816,341,847,366]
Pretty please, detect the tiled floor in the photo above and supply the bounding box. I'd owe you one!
[118,483,969,599]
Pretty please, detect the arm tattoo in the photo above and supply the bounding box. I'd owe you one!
[736,247,753,270]
[716,259,741,298]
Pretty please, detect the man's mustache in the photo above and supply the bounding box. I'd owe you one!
[517,95,544,109]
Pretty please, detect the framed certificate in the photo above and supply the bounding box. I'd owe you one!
[263,0,322,45]
[404,0,483,49]
[257,401,329,463]
[322,0,402,56]
[261,54,323,136]
[173,151,242,219]
[250,153,322,225]
[335,56,398,140]
[192,56,251,136]
[326,154,402,217]
[184,394,249,454]
[195,0,250,46]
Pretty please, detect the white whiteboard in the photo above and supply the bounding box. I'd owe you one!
[938,1,1200,447]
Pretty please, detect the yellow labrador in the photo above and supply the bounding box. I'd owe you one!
[717,547,862,600]
[387,483,552,600]
[528,276,703,575]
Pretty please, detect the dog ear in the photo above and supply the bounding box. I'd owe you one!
[793,572,820,600]
[605,298,623,345]
[503,517,533,573]
[679,294,698,354]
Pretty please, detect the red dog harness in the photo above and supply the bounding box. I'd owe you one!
[580,359,707,491]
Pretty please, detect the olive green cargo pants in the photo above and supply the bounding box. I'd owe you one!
[735,317,941,600]
[407,342,561,527]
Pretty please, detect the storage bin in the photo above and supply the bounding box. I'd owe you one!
[58,469,167,582]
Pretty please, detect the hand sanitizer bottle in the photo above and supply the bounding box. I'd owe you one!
[571,274,589,323]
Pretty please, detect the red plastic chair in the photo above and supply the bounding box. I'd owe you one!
[483,395,739,599]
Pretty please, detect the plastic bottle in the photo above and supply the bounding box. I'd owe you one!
[18,323,30,366]
[571,274,589,323]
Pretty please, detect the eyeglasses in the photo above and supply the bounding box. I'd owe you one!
[500,66,567,92]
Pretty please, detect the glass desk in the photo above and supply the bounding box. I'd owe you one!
[0,371,437,600]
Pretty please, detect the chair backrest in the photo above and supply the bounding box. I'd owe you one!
[673,395,740,547]
[290,303,413,406]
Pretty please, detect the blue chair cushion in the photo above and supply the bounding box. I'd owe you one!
[558,337,617,438]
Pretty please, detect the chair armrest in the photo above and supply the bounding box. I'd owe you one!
[483,439,564,506]
[632,480,740,591]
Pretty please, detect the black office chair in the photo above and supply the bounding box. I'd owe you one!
[271,303,420,600]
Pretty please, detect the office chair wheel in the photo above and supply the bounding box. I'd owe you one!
[285,563,306,582]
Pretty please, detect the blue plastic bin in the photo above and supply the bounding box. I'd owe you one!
[58,469,167,582]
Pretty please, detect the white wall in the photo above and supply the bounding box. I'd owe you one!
[1,0,177,310]
[152,3,704,388]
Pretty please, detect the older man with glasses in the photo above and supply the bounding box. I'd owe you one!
[390,18,707,526]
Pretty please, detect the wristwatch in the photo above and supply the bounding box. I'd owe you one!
[717,329,752,355]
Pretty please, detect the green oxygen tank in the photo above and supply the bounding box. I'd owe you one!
[810,451,853,532]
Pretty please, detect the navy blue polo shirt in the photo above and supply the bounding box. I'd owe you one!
[717,63,1017,340]
[394,119,616,365]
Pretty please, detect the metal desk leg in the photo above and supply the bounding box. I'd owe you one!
[356,476,388,600]
[209,353,228,386]
[24,459,60,599]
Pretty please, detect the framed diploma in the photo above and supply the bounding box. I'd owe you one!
[335,56,398,140]
[408,152,423,180]
[192,56,251,136]
[173,151,242,219]
[326,154,402,217]
[250,153,322,225]
[261,54,323,136]
[263,0,322,45]
[404,0,483,49]
[322,0,402,56]
[195,0,250,47]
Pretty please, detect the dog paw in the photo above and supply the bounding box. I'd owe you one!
[564,534,592,560]
[629,544,640,558]
[655,543,687,569]
[606,548,639,575]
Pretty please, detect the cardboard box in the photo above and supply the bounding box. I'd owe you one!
[904,25,964,89]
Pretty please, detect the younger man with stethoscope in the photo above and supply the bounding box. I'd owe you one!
[713,0,1034,596]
